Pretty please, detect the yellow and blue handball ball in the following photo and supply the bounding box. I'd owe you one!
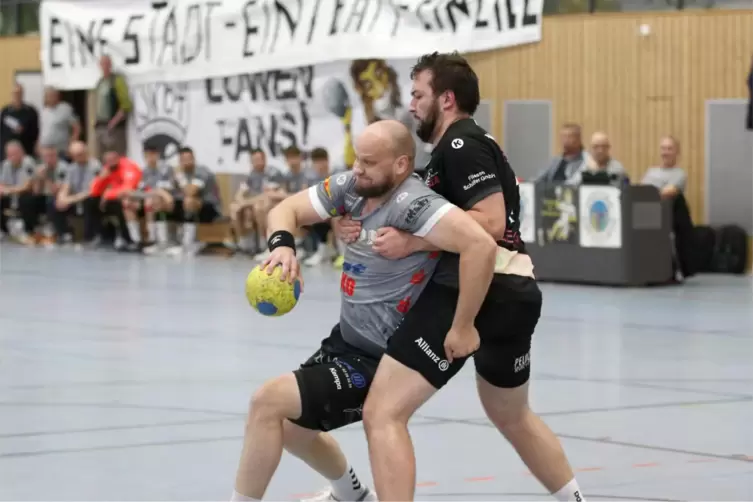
[245,264,302,317]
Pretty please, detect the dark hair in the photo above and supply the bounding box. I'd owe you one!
[310,148,329,161]
[283,145,301,157]
[143,140,160,153]
[411,51,480,116]
[250,148,265,157]
[179,146,194,155]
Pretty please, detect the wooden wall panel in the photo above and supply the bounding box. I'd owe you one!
[0,36,41,104]
[467,9,753,223]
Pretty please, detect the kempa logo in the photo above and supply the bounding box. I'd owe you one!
[329,367,342,390]
[415,337,449,371]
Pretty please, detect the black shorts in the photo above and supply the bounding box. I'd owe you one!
[385,279,542,390]
[289,325,380,432]
[168,200,220,223]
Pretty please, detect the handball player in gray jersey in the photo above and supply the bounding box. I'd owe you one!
[230,120,497,502]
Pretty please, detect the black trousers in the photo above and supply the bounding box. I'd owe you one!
[102,199,132,243]
[308,221,331,250]
[48,196,104,242]
[0,192,46,234]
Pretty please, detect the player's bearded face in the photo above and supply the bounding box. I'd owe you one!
[353,158,396,198]
[415,97,440,143]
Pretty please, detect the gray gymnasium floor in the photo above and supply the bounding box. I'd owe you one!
[0,245,751,501]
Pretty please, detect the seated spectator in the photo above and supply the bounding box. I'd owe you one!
[166,146,222,256]
[35,145,69,246]
[123,141,177,253]
[229,148,283,255]
[50,141,101,247]
[641,136,687,199]
[535,123,589,185]
[302,147,337,266]
[90,146,143,250]
[642,136,695,281]
[0,140,42,244]
[570,132,627,186]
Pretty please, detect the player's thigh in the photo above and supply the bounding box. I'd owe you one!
[473,298,541,389]
[384,280,469,390]
[289,342,377,432]
[250,373,302,420]
[363,354,437,426]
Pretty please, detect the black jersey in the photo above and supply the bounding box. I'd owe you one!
[422,118,539,301]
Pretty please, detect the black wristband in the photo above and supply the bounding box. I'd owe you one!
[268,230,296,254]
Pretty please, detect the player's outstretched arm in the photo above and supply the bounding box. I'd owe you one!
[267,189,327,236]
[421,206,497,334]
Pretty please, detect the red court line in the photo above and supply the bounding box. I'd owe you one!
[415,481,438,487]
[465,476,496,482]
[575,467,603,472]
[633,462,660,468]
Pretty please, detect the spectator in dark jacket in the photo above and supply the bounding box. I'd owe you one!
[0,83,39,161]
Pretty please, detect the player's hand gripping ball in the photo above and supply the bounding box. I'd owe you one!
[245,265,302,316]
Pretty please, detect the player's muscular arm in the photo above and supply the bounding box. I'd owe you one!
[267,190,327,235]
[421,206,497,328]
[267,173,353,235]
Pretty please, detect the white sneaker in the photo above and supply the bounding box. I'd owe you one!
[300,487,377,502]
[303,249,325,267]
[165,245,184,257]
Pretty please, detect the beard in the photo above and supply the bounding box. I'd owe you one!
[416,99,440,143]
[354,179,394,198]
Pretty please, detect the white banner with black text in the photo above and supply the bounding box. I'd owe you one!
[40,0,544,90]
[126,58,438,175]
[578,185,622,248]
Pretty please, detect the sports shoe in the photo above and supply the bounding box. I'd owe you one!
[300,487,377,502]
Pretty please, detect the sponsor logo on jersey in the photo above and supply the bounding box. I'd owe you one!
[404,195,432,226]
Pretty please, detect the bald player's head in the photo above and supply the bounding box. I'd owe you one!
[353,120,415,198]
[589,131,611,164]
[68,141,89,164]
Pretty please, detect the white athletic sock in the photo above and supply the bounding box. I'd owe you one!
[126,220,141,243]
[147,221,156,242]
[331,464,367,501]
[553,478,584,502]
[182,222,197,246]
[230,490,259,501]
[156,221,168,245]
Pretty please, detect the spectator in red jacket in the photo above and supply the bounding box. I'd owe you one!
[90,145,142,250]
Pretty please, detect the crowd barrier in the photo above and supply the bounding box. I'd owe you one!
[519,182,673,286]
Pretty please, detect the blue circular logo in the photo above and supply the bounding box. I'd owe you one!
[351,373,367,389]
[589,200,609,232]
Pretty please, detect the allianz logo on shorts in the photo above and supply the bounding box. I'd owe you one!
[415,337,449,372]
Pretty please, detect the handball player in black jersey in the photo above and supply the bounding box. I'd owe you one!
[336,52,586,502]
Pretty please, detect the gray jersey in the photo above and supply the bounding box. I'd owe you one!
[139,162,175,192]
[62,159,100,195]
[308,171,454,356]
[0,156,36,188]
[642,166,687,193]
[284,169,308,194]
[243,167,285,195]
[174,165,221,210]
[39,159,69,194]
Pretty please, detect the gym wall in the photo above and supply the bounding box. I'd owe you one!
[467,8,753,227]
